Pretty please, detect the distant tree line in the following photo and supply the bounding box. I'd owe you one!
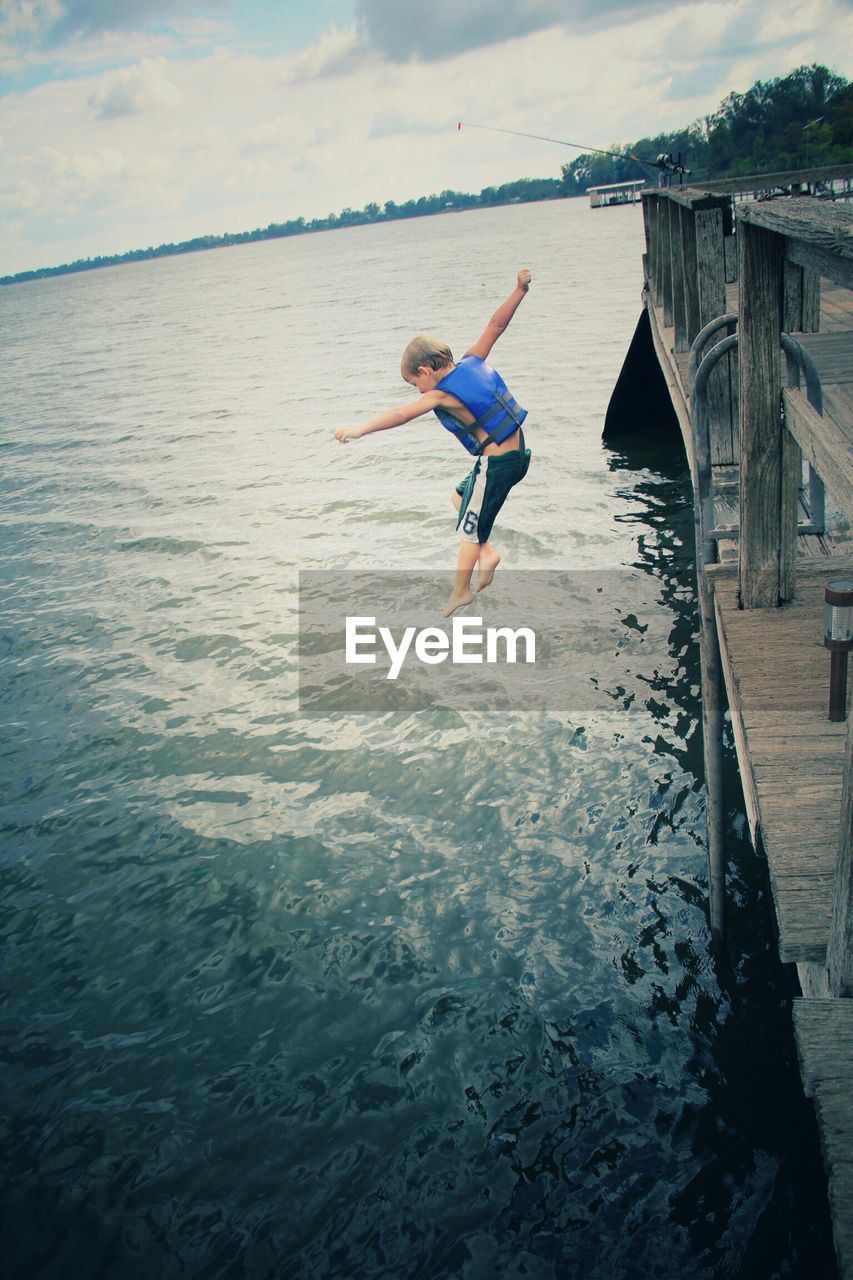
[3,64,851,287]
[558,64,852,192]
[0,177,562,286]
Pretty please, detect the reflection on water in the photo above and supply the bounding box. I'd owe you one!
[0,201,837,1279]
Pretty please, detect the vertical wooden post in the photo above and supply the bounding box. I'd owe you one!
[680,202,701,346]
[642,195,652,296]
[662,199,674,328]
[782,262,821,334]
[700,573,726,949]
[727,316,740,465]
[738,217,795,608]
[723,197,737,283]
[779,428,800,602]
[802,269,821,332]
[692,367,727,949]
[783,260,805,332]
[672,204,688,352]
[695,208,726,319]
[828,715,853,995]
[695,207,734,466]
[650,197,662,305]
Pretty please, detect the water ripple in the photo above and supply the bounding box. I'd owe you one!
[0,203,836,1280]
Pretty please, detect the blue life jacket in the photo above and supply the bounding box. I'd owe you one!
[434,356,527,456]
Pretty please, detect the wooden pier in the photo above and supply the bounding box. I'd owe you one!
[632,171,853,1278]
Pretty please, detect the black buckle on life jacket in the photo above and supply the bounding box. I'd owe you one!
[472,392,524,455]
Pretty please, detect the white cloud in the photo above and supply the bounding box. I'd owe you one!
[45,0,227,43]
[0,0,63,39]
[239,116,313,158]
[279,23,365,84]
[87,56,182,118]
[355,0,710,62]
[1,0,851,275]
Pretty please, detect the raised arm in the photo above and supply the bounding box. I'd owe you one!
[335,390,442,443]
[464,268,531,361]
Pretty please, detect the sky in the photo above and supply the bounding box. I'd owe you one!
[1,0,851,275]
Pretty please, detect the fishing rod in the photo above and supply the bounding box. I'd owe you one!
[457,120,690,179]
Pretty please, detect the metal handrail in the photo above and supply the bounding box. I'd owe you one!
[780,333,826,532]
[780,332,824,414]
[692,335,738,561]
[691,327,827,537]
[688,313,737,391]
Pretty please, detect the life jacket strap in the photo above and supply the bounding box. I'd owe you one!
[471,391,525,455]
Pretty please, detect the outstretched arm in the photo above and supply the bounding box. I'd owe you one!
[464,268,531,361]
[335,390,442,443]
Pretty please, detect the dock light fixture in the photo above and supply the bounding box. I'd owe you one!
[824,578,853,721]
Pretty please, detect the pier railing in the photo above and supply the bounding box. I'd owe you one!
[641,184,853,987]
[643,188,741,475]
[635,176,853,1275]
[642,186,853,602]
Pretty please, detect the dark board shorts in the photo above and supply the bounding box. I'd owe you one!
[455,433,531,545]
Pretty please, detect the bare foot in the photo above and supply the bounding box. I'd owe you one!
[442,590,474,618]
[476,550,501,593]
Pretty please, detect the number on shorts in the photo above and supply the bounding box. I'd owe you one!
[462,511,478,536]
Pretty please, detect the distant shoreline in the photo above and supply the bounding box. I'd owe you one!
[1,180,573,288]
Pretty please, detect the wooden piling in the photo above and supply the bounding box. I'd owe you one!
[828,717,853,996]
[695,206,735,466]
[662,200,674,328]
[737,219,793,607]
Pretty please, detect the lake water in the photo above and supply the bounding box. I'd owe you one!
[0,200,838,1279]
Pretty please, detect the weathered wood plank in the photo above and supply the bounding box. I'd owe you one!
[757,780,844,800]
[783,262,821,335]
[737,198,853,292]
[784,260,806,332]
[701,164,853,194]
[750,735,847,755]
[793,998,853,1278]
[769,859,838,884]
[656,187,732,212]
[765,818,841,841]
[738,219,791,606]
[743,711,845,733]
[780,403,799,601]
[794,997,853,1089]
[714,595,760,837]
[646,297,695,477]
[654,198,665,307]
[662,200,674,329]
[772,878,832,963]
[803,268,821,333]
[681,203,702,347]
[754,756,845,776]
[713,555,851,963]
[788,241,853,294]
[695,207,737,466]
[828,717,853,996]
[797,331,853,385]
[761,844,838,872]
[672,204,688,353]
[783,388,853,521]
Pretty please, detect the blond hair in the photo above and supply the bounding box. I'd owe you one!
[401,334,454,377]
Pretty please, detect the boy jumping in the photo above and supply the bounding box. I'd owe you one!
[335,269,532,617]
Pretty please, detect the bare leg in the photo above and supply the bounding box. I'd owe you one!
[442,540,479,617]
[476,541,501,593]
[447,488,500,605]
